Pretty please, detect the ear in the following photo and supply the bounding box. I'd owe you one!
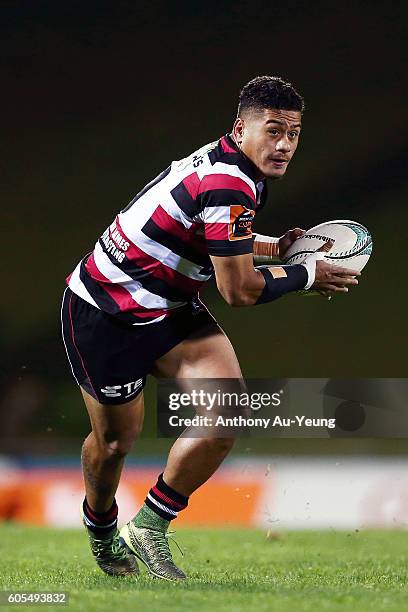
[232,117,245,144]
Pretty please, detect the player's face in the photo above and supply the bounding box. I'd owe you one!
[233,108,302,180]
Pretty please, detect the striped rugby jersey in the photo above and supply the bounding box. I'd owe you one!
[67,134,268,325]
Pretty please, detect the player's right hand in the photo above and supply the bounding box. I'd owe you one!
[312,240,361,293]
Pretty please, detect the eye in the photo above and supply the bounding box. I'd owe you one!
[288,131,299,139]
[268,129,279,136]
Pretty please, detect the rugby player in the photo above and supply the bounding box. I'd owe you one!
[61,76,359,580]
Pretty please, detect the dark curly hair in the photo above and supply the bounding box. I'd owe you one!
[237,76,305,117]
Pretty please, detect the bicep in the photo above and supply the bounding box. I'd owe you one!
[198,182,256,257]
[210,253,264,305]
[198,182,262,303]
[210,252,254,284]
[203,205,255,257]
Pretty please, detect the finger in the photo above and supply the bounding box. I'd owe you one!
[319,284,349,293]
[317,289,332,298]
[286,228,304,240]
[330,267,361,276]
[330,276,359,285]
[317,239,334,253]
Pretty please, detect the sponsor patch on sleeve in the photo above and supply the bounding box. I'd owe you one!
[228,206,255,241]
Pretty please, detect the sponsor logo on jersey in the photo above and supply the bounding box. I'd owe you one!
[228,206,255,241]
[99,220,131,264]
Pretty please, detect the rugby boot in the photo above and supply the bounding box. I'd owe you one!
[80,505,139,577]
[119,510,186,581]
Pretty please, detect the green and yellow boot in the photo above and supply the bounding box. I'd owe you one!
[119,505,186,581]
[80,504,139,577]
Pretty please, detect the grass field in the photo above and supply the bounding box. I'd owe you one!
[1,525,408,611]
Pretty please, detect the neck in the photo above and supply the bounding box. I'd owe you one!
[230,134,265,182]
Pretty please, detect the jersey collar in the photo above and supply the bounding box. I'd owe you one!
[224,133,265,184]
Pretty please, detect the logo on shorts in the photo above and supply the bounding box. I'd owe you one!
[229,206,255,241]
[101,379,143,399]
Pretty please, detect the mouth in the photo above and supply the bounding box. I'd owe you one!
[269,158,288,169]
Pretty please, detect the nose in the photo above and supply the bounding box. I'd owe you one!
[275,135,291,153]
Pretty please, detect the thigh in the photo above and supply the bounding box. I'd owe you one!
[81,386,145,447]
[61,287,148,405]
[151,323,243,379]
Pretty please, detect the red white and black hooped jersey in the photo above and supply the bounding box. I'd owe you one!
[67,134,267,325]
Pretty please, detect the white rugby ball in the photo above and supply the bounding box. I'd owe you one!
[282,220,373,272]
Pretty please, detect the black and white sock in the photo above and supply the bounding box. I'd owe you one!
[82,497,118,535]
[145,473,189,521]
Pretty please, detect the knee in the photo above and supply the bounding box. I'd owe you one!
[99,426,142,459]
[105,438,135,458]
[207,437,235,454]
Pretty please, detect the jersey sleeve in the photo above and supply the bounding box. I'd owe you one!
[198,174,256,257]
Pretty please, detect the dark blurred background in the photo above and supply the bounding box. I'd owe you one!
[1,0,407,456]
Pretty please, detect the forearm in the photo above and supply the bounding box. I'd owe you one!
[220,263,308,306]
[251,251,328,305]
[212,250,322,307]
[253,264,308,305]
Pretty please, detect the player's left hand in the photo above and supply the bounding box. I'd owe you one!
[278,228,305,259]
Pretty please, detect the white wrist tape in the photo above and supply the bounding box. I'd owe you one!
[301,251,327,290]
[253,233,279,244]
[253,234,279,263]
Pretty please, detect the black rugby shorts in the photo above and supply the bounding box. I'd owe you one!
[61,287,218,405]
